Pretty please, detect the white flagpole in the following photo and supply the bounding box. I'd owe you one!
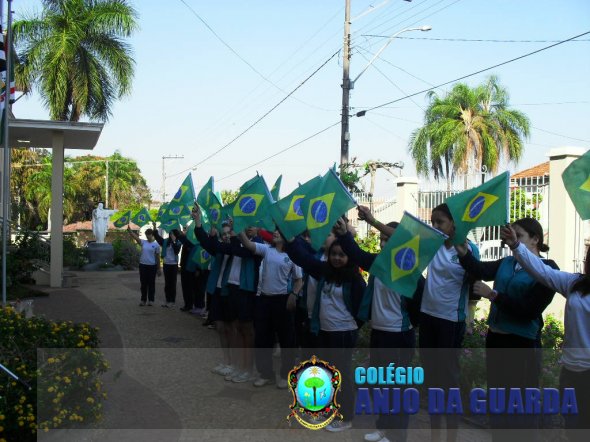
[2,0,13,307]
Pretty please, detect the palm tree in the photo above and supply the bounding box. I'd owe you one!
[408,76,530,186]
[13,0,138,122]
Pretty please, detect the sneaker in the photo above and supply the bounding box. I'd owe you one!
[217,365,235,377]
[161,303,169,308]
[211,363,228,375]
[276,378,289,389]
[168,302,175,309]
[364,430,387,442]
[324,420,352,432]
[253,376,275,387]
[224,367,238,381]
[207,323,216,330]
[147,301,153,306]
[190,308,203,315]
[232,371,253,383]
[139,301,146,306]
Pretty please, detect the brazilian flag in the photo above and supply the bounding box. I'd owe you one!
[185,220,198,245]
[270,175,282,200]
[270,175,321,241]
[131,207,152,227]
[562,149,590,220]
[170,173,196,205]
[167,204,191,218]
[300,169,357,250]
[113,210,132,228]
[197,176,224,228]
[156,203,169,221]
[187,245,212,271]
[369,211,447,298]
[232,175,274,233]
[160,217,181,233]
[446,171,509,244]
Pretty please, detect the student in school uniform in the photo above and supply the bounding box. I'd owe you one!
[153,226,181,307]
[418,203,479,442]
[238,228,303,390]
[336,206,423,442]
[501,225,590,442]
[457,218,558,441]
[284,218,367,433]
[127,227,161,306]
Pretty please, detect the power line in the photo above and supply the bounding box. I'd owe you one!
[357,30,590,115]
[361,35,590,43]
[178,0,332,113]
[532,126,590,144]
[170,50,341,178]
[217,121,341,182]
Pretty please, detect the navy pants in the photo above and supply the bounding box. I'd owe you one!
[419,313,465,433]
[319,329,358,423]
[138,264,157,302]
[370,328,416,442]
[180,269,196,309]
[163,264,178,303]
[254,294,296,379]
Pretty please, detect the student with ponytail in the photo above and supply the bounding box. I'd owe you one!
[501,224,590,441]
[456,217,558,441]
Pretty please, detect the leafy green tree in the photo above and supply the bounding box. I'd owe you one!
[510,188,543,222]
[13,0,138,122]
[409,76,530,186]
[304,377,325,407]
[220,190,239,205]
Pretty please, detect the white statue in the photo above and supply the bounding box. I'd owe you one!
[92,203,117,243]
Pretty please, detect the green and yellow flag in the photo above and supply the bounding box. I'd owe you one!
[113,210,132,228]
[131,207,152,227]
[369,211,447,298]
[160,217,181,233]
[300,169,357,250]
[270,175,282,200]
[170,173,196,206]
[446,171,509,244]
[185,220,198,245]
[187,245,212,272]
[270,175,321,241]
[156,203,169,221]
[197,176,224,228]
[562,150,590,220]
[232,175,274,233]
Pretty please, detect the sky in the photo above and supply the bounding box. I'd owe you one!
[10,0,590,202]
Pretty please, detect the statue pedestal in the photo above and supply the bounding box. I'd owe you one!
[86,242,115,270]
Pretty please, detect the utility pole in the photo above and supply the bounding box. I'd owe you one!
[161,155,184,202]
[105,161,109,207]
[340,0,351,168]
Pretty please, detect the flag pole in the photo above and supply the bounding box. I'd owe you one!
[2,0,14,307]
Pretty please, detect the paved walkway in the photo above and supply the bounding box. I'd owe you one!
[31,270,490,442]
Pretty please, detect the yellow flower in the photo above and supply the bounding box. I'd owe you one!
[47,387,55,392]
[47,357,56,364]
[0,426,3,432]
[83,335,90,341]
[86,397,95,404]
[0,414,5,420]
[63,377,71,384]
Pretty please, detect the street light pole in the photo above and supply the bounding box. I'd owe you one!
[340,0,351,168]
[161,155,184,202]
[339,22,431,168]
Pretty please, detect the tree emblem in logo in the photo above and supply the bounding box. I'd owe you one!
[287,355,342,430]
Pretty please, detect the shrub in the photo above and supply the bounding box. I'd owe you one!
[0,307,108,441]
[0,231,49,288]
[112,238,139,269]
[63,235,88,269]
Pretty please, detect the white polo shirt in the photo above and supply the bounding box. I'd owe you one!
[254,243,302,295]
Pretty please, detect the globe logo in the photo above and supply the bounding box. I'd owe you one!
[202,250,210,260]
[468,195,486,219]
[174,189,182,200]
[171,206,181,215]
[120,217,127,223]
[311,200,328,223]
[138,215,145,222]
[239,196,257,214]
[293,197,304,216]
[394,247,416,271]
[210,209,219,221]
[296,366,334,412]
